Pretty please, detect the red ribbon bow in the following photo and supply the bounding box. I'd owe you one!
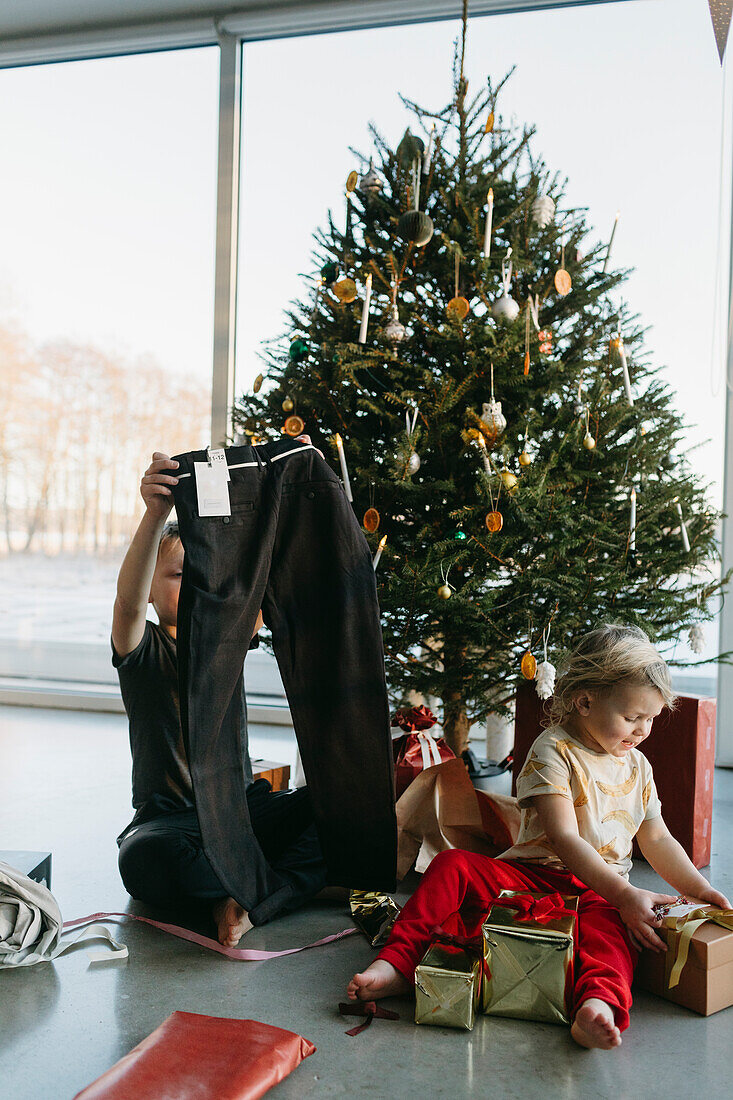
[498,892,571,925]
[392,704,437,732]
[338,1001,400,1036]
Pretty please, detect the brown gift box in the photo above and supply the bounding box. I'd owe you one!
[635,902,733,1016]
[513,685,716,868]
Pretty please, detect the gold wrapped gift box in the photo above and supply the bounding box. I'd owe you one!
[482,891,577,1025]
[415,941,483,1031]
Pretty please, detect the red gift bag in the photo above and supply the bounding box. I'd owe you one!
[392,705,455,798]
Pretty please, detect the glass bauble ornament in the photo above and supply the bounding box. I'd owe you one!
[437,584,452,600]
[491,294,520,324]
[485,510,503,533]
[449,529,468,541]
[253,373,263,393]
[282,396,294,413]
[531,194,555,228]
[358,159,383,199]
[521,651,537,680]
[363,508,380,533]
[480,400,507,444]
[384,306,407,346]
[398,210,435,247]
[289,337,308,362]
[446,296,470,321]
[583,431,596,450]
[407,451,421,475]
[333,277,357,303]
[283,415,305,437]
[519,451,532,467]
[500,469,519,495]
[320,260,339,284]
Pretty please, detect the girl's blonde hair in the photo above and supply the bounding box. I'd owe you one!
[546,623,676,726]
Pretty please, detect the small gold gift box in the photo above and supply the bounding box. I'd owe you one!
[482,891,577,1025]
[415,941,483,1031]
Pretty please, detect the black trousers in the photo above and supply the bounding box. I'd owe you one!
[118,782,327,923]
[172,437,397,924]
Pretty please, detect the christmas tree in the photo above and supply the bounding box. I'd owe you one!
[234,15,727,754]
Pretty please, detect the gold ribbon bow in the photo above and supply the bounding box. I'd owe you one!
[661,907,733,989]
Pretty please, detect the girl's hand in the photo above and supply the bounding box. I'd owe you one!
[696,886,732,910]
[140,452,179,519]
[618,886,677,952]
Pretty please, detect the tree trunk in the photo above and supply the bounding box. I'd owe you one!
[442,690,471,756]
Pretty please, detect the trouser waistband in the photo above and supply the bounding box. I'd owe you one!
[172,438,315,480]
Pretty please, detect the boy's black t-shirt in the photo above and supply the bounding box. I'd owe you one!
[113,620,255,843]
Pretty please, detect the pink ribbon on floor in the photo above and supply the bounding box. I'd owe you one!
[338,1000,400,1036]
[62,912,357,961]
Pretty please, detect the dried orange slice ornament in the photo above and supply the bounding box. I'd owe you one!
[521,651,537,680]
[485,510,503,533]
[363,507,381,533]
[447,296,470,321]
[283,415,305,437]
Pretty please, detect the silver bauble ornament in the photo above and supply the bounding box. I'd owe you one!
[407,451,421,474]
[689,624,705,655]
[491,293,520,324]
[531,194,556,229]
[384,305,407,345]
[398,210,435,247]
[358,159,383,199]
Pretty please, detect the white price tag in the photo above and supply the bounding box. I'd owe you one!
[194,461,231,517]
[207,447,230,480]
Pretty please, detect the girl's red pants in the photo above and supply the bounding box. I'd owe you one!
[378,850,637,1031]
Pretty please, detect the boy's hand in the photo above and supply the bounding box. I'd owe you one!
[696,886,732,910]
[141,452,179,520]
[617,886,677,952]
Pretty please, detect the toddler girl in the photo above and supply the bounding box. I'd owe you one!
[347,624,730,1049]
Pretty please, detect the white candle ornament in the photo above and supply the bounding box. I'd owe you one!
[372,534,387,571]
[603,211,620,273]
[413,157,421,210]
[423,124,436,175]
[675,498,691,553]
[629,487,637,553]
[483,188,494,257]
[618,337,634,407]
[358,274,372,344]
[334,434,353,502]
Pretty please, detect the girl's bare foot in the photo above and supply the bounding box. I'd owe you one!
[571,999,622,1050]
[212,897,253,947]
[347,959,411,1001]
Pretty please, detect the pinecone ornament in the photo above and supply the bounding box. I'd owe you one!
[532,194,555,229]
[535,660,556,700]
[688,624,705,655]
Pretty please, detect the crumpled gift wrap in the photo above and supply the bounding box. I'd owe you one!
[395,757,521,879]
[482,891,577,1025]
[349,891,401,948]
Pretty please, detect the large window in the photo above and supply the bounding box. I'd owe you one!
[0,48,218,688]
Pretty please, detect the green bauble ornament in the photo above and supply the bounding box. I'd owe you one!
[289,338,309,362]
[449,529,468,541]
[398,210,434,247]
[320,261,339,284]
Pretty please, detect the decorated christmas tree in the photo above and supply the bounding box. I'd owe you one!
[234,16,727,754]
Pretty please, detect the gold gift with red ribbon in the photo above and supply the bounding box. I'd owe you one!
[414,910,484,1031]
[636,900,733,1016]
[482,891,577,1024]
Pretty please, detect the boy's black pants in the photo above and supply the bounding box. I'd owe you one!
[118,782,326,922]
[172,438,397,925]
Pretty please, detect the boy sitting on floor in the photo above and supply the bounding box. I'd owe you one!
[112,450,327,946]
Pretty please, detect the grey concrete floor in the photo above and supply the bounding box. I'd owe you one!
[1,704,732,1100]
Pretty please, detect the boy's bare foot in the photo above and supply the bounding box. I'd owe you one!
[346,959,411,1002]
[212,897,253,947]
[571,999,622,1050]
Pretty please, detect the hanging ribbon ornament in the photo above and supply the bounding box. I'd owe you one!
[554,236,572,297]
[535,626,556,700]
[363,481,380,533]
[485,470,503,533]
[492,249,520,323]
[447,251,470,320]
[582,408,596,451]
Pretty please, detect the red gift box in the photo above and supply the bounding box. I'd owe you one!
[512,684,716,868]
[392,705,455,799]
